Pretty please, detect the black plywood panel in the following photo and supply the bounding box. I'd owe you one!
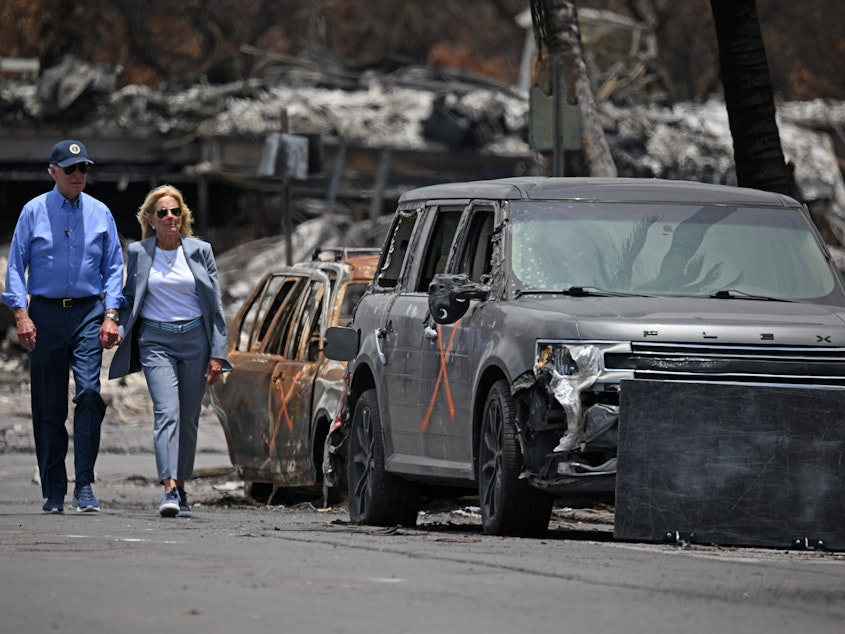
[615,380,845,550]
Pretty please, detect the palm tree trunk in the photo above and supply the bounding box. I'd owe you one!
[710,0,798,198]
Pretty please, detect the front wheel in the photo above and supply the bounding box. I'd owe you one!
[347,389,420,526]
[245,481,272,504]
[478,379,553,536]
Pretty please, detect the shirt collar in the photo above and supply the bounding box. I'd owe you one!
[48,185,82,210]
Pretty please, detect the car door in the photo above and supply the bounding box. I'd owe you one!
[354,205,425,460]
[380,203,476,478]
[265,272,332,487]
[414,204,497,475]
[211,270,315,485]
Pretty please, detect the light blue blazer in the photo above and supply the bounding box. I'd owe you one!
[108,236,231,379]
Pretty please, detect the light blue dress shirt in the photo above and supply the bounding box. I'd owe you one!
[2,185,124,310]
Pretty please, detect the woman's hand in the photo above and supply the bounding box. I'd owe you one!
[205,358,224,385]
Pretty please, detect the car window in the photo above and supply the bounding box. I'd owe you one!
[455,207,495,282]
[288,279,326,360]
[416,209,463,291]
[376,207,422,288]
[234,274,290,352]
[263,277,311,356]
[253,278,304,350]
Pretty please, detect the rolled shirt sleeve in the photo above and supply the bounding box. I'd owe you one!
[2,201,36,309]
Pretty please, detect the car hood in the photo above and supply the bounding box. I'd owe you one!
[510,295,845,345]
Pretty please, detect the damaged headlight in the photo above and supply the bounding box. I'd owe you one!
[534,342,603,453]
[535,342,602,380]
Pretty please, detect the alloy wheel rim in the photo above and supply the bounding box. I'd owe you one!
[352,407,374,517]
[480,397,503,520]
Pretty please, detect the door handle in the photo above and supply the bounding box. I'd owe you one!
[375,328,386,365]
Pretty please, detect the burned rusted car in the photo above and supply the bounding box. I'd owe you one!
[208,247,379,502]
[324,177,845,537]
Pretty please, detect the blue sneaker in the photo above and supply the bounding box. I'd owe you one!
[73,484,100,512]
[42,498,64,514]
[176,487,192,518]
[159,489,180,517]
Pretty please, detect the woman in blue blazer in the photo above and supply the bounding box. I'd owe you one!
[110,184,231,518]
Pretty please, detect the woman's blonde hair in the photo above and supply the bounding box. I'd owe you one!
[136,184,195,239]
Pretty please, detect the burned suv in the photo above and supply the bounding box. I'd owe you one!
[324,177,845,536]
[208,247,378,503]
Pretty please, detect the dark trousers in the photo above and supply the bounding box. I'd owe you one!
[28,298,106,500]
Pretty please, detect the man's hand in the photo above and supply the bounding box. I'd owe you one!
[99,316,121,349]
[14,308,36,352]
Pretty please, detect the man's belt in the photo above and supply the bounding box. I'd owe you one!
[31,295,100,308]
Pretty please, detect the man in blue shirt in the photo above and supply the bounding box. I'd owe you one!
[2,139,124,514]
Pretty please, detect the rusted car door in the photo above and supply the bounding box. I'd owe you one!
[212,270,325,487]
[265,273,331,486]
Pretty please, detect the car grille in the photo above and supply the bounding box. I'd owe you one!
[603,342,845,387]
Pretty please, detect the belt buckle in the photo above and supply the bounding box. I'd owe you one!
[62,298,72,308]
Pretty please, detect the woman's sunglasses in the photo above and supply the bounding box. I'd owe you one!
[62,163,90,175]
[155,207,183,218]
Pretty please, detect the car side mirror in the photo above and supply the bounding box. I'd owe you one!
[323,326,359,361]
[428,273,490,325]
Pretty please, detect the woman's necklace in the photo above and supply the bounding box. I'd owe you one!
[158,246,179,267]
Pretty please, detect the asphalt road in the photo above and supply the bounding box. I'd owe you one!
[1,378,844,634]
[2,446,845,634]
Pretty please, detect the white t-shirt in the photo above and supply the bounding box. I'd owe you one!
[140,246,203,322]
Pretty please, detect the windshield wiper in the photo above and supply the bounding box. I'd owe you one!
[710,289,794,302]
[515,286,651,298]
[563,286,616,297]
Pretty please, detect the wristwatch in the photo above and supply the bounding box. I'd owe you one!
[104,311,119,324]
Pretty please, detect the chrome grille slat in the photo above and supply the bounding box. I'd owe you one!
[604,342,845,386]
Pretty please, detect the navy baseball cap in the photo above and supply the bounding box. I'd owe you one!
[49,140,94,167]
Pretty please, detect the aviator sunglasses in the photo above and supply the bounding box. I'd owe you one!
[62,163,90,175]
[155,207,183,218]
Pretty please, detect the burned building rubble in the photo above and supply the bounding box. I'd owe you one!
[3,51,845,363]
[2,54,845,246]
[2,52,845,297]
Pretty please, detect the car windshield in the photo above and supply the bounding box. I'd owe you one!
[508,201,840,301]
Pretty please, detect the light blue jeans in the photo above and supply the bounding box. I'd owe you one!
[138,321,209,483]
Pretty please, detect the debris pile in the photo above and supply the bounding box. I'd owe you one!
[3,55,844,194]
[3,53,845,298]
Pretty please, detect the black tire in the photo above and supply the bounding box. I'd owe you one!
[478,379,553,537]
[245,481,272,504]
[347,389,420,527]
